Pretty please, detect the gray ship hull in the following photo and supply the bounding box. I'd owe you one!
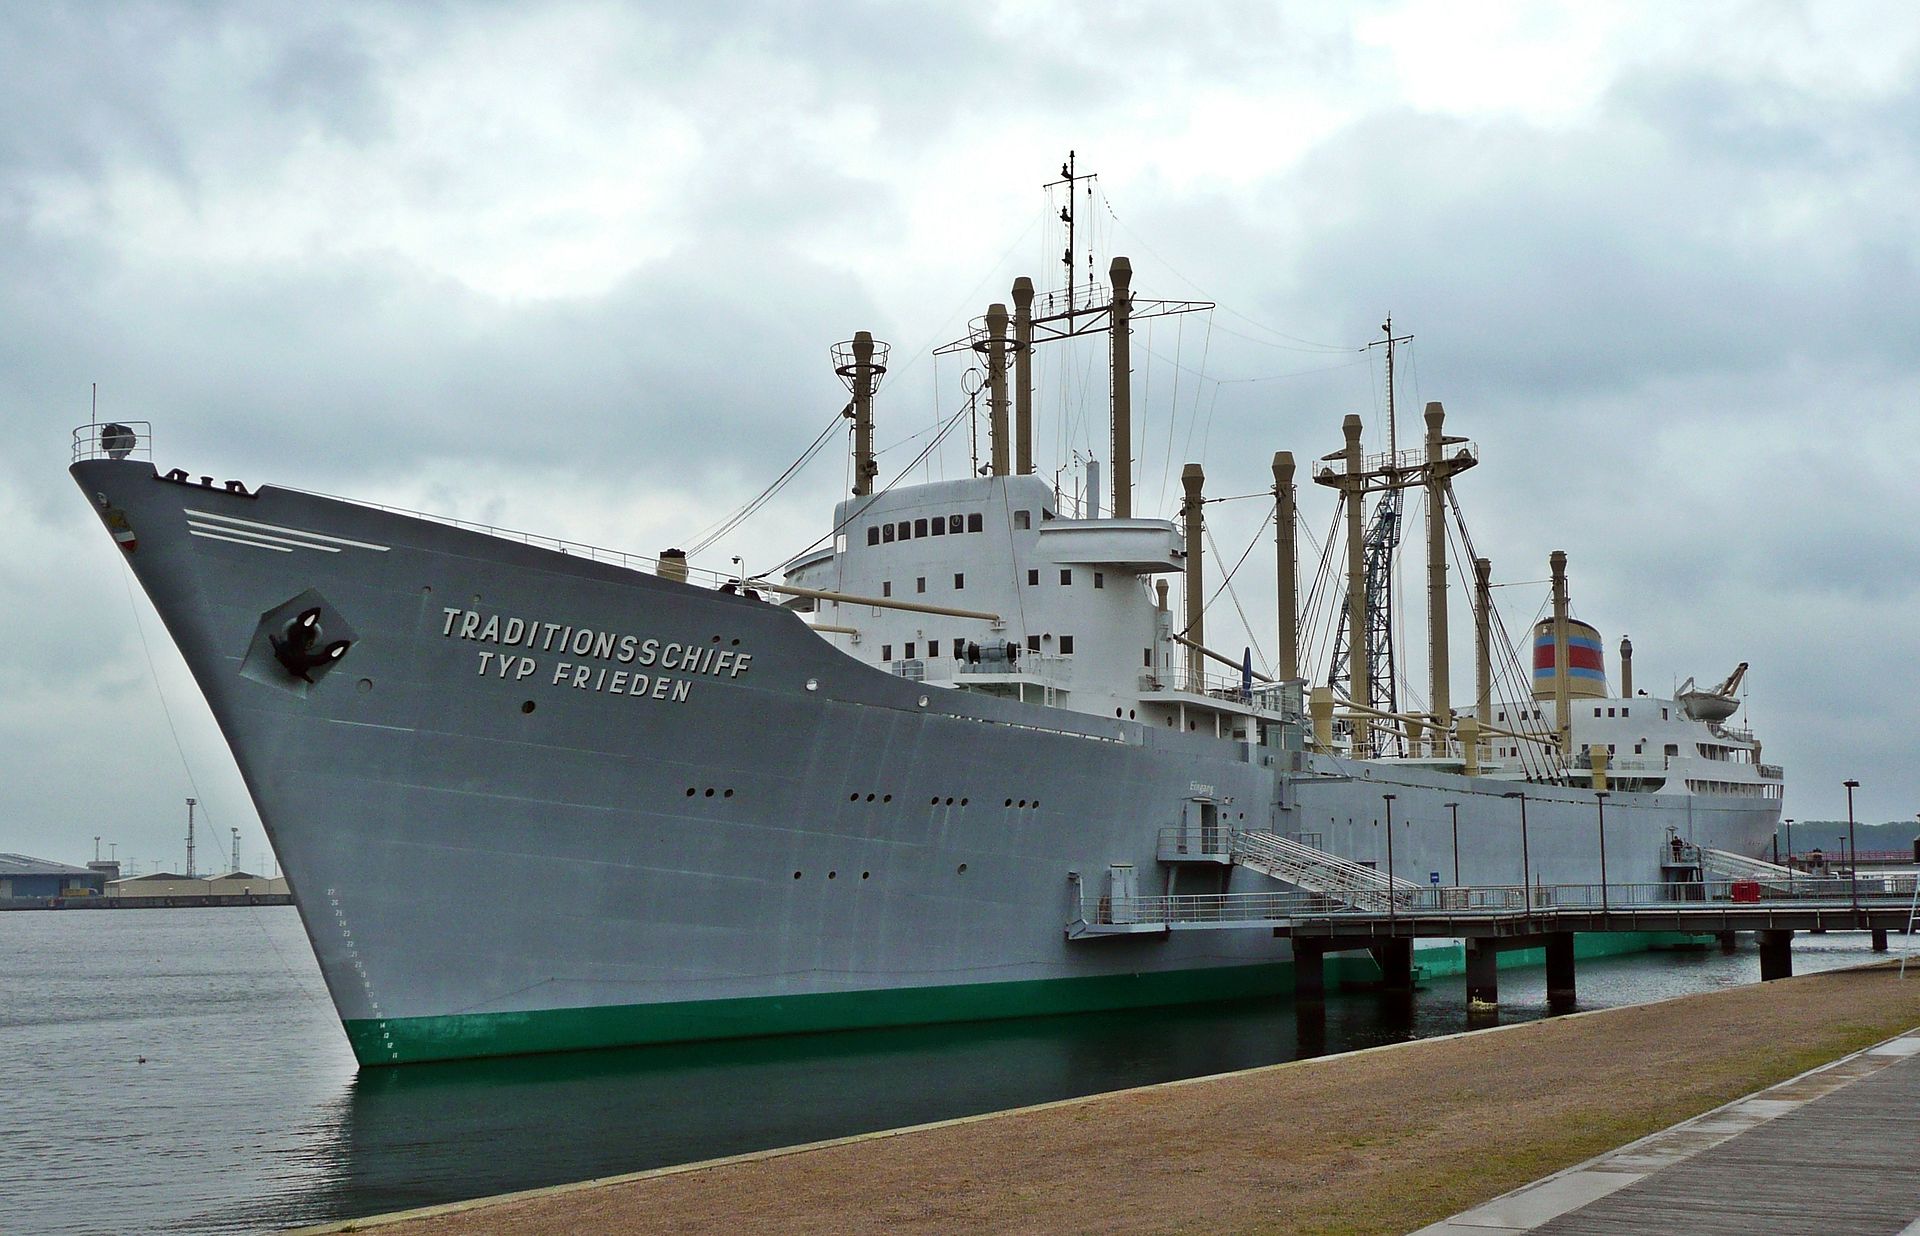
[74,459,1779,1064]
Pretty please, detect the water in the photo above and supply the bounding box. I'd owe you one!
[1,907,1899,1235]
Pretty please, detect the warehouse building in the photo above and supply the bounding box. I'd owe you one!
[106,871,290,898]
[0,854,108,900]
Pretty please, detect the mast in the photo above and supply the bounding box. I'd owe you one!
[986,303,1010,477]
[834,332,888,497]
[1424,401,1451,754]
[1013,277,1035,475]
[1341,415,1370,753]
[1473,555,1493,752]
[1109,257,1134,518]
[1182,464,1206,684]
[1273,451,1298,682]
[1550,549,1573,761]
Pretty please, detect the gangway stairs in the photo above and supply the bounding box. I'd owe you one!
[1699,847,1804,894]
[1232,830,1421,913]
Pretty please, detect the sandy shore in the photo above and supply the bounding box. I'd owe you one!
[306,962,1920,1236]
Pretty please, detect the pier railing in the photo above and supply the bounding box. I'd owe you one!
[1079,875,1920,931]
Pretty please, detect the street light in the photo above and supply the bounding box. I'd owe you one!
[1444,802,1460,886]
[1844,779,1861,921]
[1502,790,1530,907]
[1783,818,1795,868]
[1595,791,1610,913]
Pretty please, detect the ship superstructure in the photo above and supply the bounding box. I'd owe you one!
[69,167,1781,1065]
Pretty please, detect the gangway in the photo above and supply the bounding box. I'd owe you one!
[1699,847,1804,893]
[1231,830,1420,912]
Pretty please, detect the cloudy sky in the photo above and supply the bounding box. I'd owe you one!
[5,1,1918,873]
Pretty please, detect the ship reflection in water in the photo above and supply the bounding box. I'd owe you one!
[0,907,1892,1236]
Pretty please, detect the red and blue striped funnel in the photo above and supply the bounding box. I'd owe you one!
[1531,618,1608,699]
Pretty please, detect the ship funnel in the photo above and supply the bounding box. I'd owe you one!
[833,332,890,497]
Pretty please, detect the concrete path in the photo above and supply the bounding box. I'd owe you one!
[1413,1028,1920,1236]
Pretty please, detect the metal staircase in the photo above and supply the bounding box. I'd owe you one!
[1699,847,1803,893]
[1231,830,1420,912]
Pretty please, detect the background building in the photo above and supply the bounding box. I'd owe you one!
[0,853,108,900]
[106,871,290,898]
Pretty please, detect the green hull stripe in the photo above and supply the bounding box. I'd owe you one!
[346,962,1299,1065]
[344,932,1710,1065]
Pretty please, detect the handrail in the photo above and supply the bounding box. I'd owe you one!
[71,421,154,465]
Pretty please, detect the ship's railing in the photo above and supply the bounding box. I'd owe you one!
[291,488,744,588]
[957,651,1070,682]
[1087,876,1920,926]
[1309,441,1477,482]
[1757,763,1785,780]
[71,421,153,465]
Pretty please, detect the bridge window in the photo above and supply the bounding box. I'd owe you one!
[1027,569,1040,585]
[952,638,965,658]
[882,581,892,597]
[953,573,964,589]
[930,519,945,536]
[1094,572,1104,589]
[1607,708,1616,717]
[883,525,894,543]
[1144,648,1152,666]
[897,521,911,540]
[1060,635,1075,654]
[967,513,982,532]
[916,577,926,593]
[1027,635,1041,652]
[1594,707,1602,717]
[1665,743,1679,756]
[905,642,915,659]
[867,527,880,546]
[1060,569,1073,585]
[882,644,892,660]
[915,519,928,537]
[1014,510,1031,530]
[950,515,964,533]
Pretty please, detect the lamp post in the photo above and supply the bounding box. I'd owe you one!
[1783,818,1794,869]
[1382,793,1398,927]
[1844,779,1860,921]
[1595,790,1610,913]
[1445,801,1460,887]
[1503,790,1530,908]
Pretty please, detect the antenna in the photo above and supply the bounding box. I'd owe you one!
[1364,316,1415,461]
[1045,152,1096,319]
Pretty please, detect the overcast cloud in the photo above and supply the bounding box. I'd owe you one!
[5,0,1918,874]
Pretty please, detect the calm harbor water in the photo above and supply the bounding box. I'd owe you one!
[1,907,1897,1236]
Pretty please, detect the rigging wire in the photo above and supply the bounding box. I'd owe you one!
[684,408,846,557]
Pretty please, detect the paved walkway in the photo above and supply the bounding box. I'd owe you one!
[1414,1028,1920,1236]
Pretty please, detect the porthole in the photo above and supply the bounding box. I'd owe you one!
[723,789,734,798]
[1004,798,1013,807]
[861,871,871,880]
[918,696,929,707]
[710,634,722,643]
[956,863,968,874]
[357,678,374,694]
[882,794,892,803]
[960,798,969,806]
[866,793,876,802]
[704,788,715,798]
[731,638,741,646]
[945,797,955,806]
[1032,800,1041,809]
[849,793,860,802]
[687,788,697,797]
[828,871,838,880]
[930,797,941,806]
[806,678,819,692]
[520,700,536,714]
[1017,799,1027,808]
[793,871,802,880]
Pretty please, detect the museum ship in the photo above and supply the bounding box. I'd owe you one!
[70,196,1780,1065]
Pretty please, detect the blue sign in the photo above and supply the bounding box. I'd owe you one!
[1430,872,1441,885]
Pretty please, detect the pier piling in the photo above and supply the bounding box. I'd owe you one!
[1873,927,1889,953]
[1545,933,1577,1007]
[1759,929,1794,980]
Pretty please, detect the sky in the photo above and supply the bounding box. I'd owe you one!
[4,0,1918,873]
